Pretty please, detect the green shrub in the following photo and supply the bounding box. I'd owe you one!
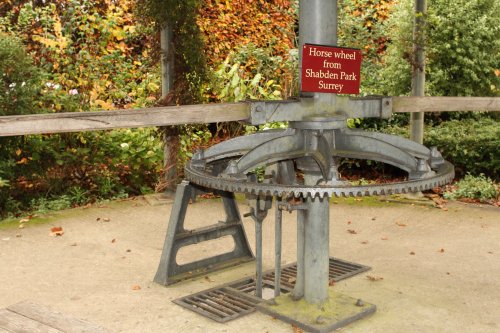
[376,117,499,180]
[0,128,163,219]
[424,118,499,179]
[0,33,43,116]
[377,0,499,97]
[0,177,9,188]
[444,174,498,201]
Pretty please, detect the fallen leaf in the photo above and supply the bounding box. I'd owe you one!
[439,248,445,253]
[131,285,141,290]
[361,241,369,244]
[204,276,214,282]
[292,324,304,333]
[111,239,116,243]
[329,279,335,286]
[83,203,92,209]
[366,275,383,281]
[19,218,30,223]
[410,251,415,255]
[381,236,389,240]
[199,193,220,199]
[371,217,376,221]
[18,224,25,229]
[487,251,493,254]
[347,220,352,224]
[69,243,77,246]
[102,217,111,222]
[126,249,131,252]
[15,234,22,238]
[354,198,362,202]
[96,217,101,221]
[50,226,64,237]
[347,229,357,234]
[396,222,406,227]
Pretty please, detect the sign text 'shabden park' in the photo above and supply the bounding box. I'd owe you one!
[301,44,362,94]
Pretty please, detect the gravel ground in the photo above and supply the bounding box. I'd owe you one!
[0,195,499,333]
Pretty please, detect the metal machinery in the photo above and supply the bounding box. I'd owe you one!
[155,0,454,331]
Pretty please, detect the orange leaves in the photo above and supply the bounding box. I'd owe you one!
[50,226,64,237]
[366,275,384,281]
[5,0,152,112]
[16,157,30,165]
[198,0,295,68]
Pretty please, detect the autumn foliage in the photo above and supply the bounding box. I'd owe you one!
[198,0,296,69]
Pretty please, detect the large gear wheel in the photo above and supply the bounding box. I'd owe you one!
[185,117,454,199]
[185,160,454,199]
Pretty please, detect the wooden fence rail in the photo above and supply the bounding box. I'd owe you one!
[0,97,498,137]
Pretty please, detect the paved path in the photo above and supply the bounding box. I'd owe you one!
[0,196,498,333]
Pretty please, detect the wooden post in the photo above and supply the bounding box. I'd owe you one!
[160,25,178,193]
[410,0,426,144]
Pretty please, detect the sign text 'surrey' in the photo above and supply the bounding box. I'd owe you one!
[301,44,362,94]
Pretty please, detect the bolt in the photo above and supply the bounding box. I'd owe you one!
[355,299,365,307]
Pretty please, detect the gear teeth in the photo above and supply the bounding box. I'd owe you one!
[185,161,453,200]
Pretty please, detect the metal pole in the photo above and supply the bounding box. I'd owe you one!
[274,199,283,297]
[293,209,306,300]
[303,174,330,304]
[410,0,426,144]
[299,0,338,110]
[295,0,337,305]
[255,218,263,298]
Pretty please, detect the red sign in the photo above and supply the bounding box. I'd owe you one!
[301,44,362,94]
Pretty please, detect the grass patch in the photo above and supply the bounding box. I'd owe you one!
[0,215,59,230]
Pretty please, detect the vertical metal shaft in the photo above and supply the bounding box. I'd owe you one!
[293,165,331,304]
[299,0,338,110]
[255,219,263,298]
[410,0,427,144]
[274,199,283,297]
[294,0,337,305]
[303,194,330,304]
[293,209,305,299]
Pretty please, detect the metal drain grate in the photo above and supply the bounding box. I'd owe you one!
[329,257,371,281]
[238,257,371,292]
[173,286,261,323]
[174,257,370,322]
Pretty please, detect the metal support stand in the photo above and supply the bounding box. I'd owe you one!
[154,181,254,285]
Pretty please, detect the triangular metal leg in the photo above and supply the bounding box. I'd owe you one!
[154,180,254,286]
